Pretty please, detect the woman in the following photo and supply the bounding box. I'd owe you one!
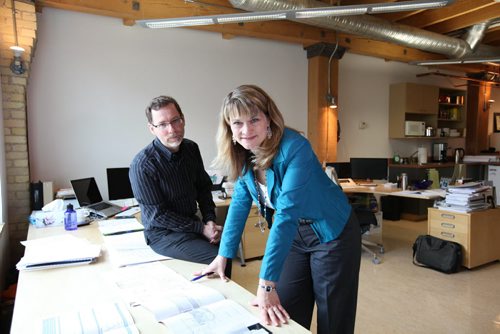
[200,85,361,334]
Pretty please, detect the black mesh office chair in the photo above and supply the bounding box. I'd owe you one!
[352,204,384,264]
[326,166,384,264]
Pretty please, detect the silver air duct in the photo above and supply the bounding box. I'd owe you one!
[230,0,500,59]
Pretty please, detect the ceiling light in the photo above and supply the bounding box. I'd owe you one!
[9,0,25,75]
[369,0,450,13]
[412,57,500,66]
[138,0,452,29]
[295,7,367,19]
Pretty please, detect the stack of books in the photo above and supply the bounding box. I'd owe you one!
[436,182,493,213]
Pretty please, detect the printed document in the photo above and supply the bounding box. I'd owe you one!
[107,262,268,333]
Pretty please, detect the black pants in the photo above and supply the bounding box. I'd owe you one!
[277,213,361,334]
[146,230,232,278]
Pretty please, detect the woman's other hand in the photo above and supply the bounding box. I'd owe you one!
[193,255,229,282]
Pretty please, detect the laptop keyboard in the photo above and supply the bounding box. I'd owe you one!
[89,202,111,211]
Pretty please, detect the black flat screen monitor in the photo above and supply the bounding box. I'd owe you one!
[325,162,351,179]
[106,167,134,200]
[350,158,388,180]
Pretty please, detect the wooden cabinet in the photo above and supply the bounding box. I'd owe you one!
[427,208,500,269]
[389,83,439,138]
[241,206,269,260]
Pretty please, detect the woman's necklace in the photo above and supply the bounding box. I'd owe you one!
[254,169,267,234]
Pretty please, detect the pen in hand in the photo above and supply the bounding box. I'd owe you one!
[191,272,214,282]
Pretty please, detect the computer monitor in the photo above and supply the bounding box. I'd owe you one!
[349,158,388,180]
[106,167,134,200]
[325,162,351,179]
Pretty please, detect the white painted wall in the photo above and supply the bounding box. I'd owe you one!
[28,8,475,199]
[27,8,308,199]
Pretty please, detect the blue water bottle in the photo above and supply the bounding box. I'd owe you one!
[64,203,78,231]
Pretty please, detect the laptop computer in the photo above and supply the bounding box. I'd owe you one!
[70,177,123,218]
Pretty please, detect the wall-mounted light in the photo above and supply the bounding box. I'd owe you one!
[137,0,452,29]
[326,42,339,109]
[10,0,26,75]
[10,46,26,75]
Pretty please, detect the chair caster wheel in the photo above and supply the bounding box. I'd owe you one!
[372,257,381,264]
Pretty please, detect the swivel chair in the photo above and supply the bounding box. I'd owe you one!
[352,204,384,264]
[325,166,384,264]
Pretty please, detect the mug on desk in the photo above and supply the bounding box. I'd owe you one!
[76,209,90,224]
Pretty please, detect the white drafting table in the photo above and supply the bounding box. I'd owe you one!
[10,223,310,334]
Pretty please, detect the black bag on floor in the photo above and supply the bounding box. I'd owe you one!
[412,235,462,274]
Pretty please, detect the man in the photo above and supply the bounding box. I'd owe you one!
[130,95,230,276]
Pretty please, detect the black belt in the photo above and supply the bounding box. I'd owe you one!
[298,219,314,225]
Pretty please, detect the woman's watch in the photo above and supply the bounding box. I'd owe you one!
[259,284,276,292]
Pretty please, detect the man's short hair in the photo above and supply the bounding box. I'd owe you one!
[145,95,183,123]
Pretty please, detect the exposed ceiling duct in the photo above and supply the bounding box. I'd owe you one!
[229,0,500,59]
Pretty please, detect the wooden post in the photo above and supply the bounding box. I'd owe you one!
[466,82,492,154]
[306,43,341,165]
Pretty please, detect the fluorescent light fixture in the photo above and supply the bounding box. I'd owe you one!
[412,57,500,66]
[216,13,287,24]
[138,0,452,29]
[370,0,450,13]
[295,7,367,19]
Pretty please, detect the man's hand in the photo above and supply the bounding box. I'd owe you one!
[203,220,222,244]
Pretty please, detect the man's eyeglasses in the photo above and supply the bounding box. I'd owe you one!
[151,117,184,130]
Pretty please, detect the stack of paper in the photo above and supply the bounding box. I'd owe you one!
[16,235,101,271]
[41,301,138,334]
[97,218,144,236]
[98,218,170,267]
[103,231,171,267]
[435,182,493,213]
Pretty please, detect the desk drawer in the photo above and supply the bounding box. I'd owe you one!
[429,211,469,234]
[428,225,468,246]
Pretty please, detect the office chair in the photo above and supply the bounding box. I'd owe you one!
[325,166,384,264]
[352,204,384,264]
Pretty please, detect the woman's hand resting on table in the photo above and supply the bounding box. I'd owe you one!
[251,280,290,327]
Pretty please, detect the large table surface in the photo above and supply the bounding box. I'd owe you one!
[10,223,310,334]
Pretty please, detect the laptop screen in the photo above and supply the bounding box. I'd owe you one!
[71,177,103,206]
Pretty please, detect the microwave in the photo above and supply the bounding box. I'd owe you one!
[405,121,426,136]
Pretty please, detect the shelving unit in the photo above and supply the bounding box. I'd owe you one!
[389,83,466,139]
[437,88,467,137]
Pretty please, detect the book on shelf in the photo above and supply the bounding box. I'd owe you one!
[16,235,101,271]
[107,262,270,333]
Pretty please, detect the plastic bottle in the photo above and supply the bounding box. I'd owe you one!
[64,203,78,231]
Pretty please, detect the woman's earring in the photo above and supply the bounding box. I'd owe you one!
[267,126,272,139]
[232,136,236,145]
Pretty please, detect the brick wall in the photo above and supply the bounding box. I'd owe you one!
[0,0,37,265]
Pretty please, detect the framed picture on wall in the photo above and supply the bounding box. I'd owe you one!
[495,113,500,133]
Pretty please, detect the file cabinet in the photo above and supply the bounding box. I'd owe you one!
[427,208,500,269]
[241,206,270,260]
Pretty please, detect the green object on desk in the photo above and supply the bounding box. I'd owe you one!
[428,168,440,189]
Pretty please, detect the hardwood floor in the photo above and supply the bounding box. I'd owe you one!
[231,219,500,334]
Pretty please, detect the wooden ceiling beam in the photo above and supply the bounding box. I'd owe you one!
[396,0,495,29]
[426,3,500,34]
[34,0,492,72]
